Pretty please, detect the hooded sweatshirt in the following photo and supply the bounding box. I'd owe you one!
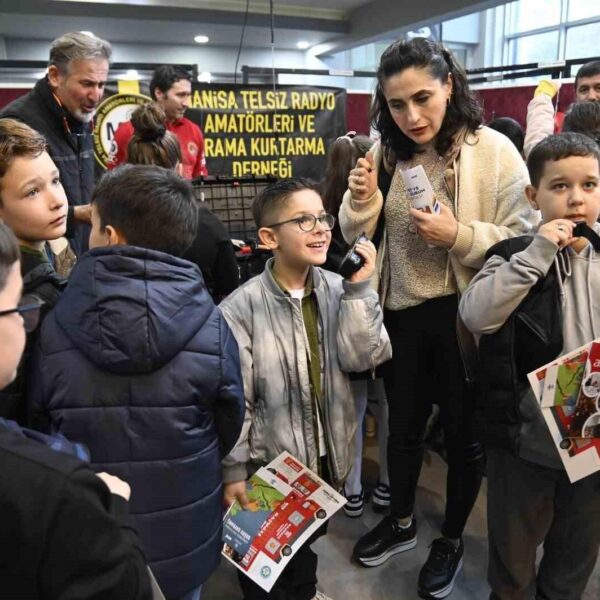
[29,245,245,598]
[459,224,600,468]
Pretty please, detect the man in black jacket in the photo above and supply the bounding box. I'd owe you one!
[0,221,153,599]
[0,31,112,255]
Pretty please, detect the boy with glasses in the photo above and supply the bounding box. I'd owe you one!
[0,118,68,421]
[220,178,391,600]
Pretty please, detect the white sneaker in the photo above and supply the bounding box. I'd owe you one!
[312,592,334,600]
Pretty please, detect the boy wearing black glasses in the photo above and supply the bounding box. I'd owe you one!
[0,118,68,421]
[220,178,391,600]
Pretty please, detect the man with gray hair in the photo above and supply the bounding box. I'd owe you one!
[0,32,112,255]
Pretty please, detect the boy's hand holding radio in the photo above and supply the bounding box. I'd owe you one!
[348,151,378,201]
[349,239,377,283]
[338,232,377,283]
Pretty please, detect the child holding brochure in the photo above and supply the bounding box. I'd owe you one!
[220,178,391,600]
[460,132,600,600]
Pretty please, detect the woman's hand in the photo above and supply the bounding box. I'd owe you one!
[348,151,378,201]
[409,203,458,248]
[348,240,377,283]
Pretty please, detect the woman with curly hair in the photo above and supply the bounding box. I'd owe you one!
[340,37,537,598]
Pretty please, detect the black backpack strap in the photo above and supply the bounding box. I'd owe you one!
[485,235,535,262]
[371,159,392,250]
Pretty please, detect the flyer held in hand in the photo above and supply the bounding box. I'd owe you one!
[221,452,346,592]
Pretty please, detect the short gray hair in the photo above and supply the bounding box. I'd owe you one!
[49,32,112,73]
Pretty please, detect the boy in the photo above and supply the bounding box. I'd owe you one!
[0,222,153,599]
[459,132,600,600]
[0,118,68,422]
[30,165,245,600]
[220,178,392,600]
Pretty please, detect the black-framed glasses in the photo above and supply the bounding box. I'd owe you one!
[265,213,336,232]
[0,295,44,332]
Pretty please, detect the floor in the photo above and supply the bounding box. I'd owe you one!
[204,441,600,600]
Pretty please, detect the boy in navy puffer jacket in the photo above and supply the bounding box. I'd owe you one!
[30,164,245,600]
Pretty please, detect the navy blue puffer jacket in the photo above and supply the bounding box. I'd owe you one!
[30,246,245,599]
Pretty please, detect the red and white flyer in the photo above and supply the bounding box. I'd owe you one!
[528,340,600,482]
[221,452,346,592]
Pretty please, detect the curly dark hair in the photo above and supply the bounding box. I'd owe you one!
[371,37,482,163]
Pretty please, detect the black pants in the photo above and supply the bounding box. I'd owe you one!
[487,448,600,600]
[238,526,326,600]
[383,295,484,539]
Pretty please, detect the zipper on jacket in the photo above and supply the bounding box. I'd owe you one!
[515,312,549,344]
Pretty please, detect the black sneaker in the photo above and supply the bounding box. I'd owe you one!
[352,516,417,567]
[418,537,464,599]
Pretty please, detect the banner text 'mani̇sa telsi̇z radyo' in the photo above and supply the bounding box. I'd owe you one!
[188,84,347,180]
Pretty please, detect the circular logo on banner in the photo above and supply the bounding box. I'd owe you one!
[93,93,151,168]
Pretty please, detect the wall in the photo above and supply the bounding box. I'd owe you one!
[5,38,313,75]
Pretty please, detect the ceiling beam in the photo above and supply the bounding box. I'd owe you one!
[0,0,349,33]
[318,0,507,55]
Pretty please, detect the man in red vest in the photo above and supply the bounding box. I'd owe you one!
[108,65,208,179]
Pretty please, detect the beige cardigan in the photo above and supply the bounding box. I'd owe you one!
[339,126,540,302]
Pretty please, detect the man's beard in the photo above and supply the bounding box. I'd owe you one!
[73,108,95,123]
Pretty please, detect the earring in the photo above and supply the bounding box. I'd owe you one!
[446,96,451,107]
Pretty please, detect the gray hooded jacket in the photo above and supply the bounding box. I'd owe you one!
[220,259,392,486]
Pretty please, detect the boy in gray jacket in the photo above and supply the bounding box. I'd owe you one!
[220,178,391,600]
[459,132,600,600]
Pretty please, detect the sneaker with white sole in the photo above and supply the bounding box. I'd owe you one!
[352,515,417,567]
[417,537,463,598]
[372,481,391,512]
[343,487,364,518]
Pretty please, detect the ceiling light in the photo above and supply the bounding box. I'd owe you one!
[194,35,210,44]
[124,69,140,80]
[197,71,212,83]
[297,41,310,50]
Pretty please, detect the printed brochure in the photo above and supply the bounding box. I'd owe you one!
[528,340,600,482]
[221,452,346,592]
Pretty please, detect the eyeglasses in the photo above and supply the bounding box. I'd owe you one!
[265,213,336,232]
[0,296,44,332]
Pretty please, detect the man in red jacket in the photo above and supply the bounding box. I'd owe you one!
[108,65,208,179]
